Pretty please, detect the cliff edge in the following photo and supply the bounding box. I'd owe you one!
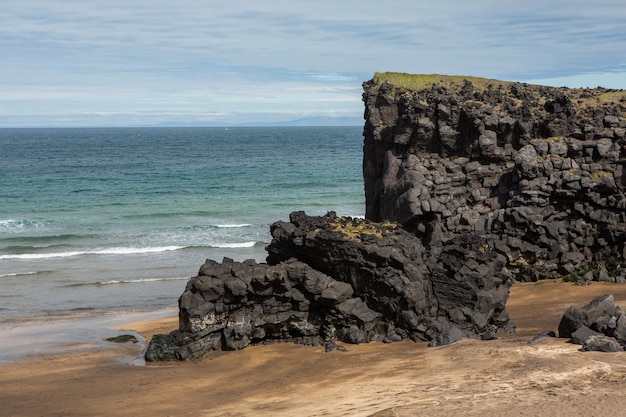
[363,72,626,282]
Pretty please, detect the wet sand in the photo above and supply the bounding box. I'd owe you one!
[3,280,626,416]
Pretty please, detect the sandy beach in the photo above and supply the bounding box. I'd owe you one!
[4,280,626,417]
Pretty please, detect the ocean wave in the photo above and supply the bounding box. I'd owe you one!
[0,219,24,228]
[119,210,219,220]
[0,219,45,231]
[0,234,100,245]
[0,246,185,260]
[93,246,185,255]
[63,276,189,287]
[97,276,190,286]
[0,271,41,278]
[215,223,252,228]
[2,244,75,253]
[211,241,258,248]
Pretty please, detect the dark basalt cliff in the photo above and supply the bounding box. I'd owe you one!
[363,73,626,282]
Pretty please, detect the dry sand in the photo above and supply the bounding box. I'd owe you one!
[4,280,626,417]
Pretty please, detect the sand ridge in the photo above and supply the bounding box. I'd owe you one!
[3,280,626,416]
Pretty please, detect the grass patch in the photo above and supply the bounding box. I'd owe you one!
[370,72,626,107]
[372,72,514,94]
[596,90,626,104]
[590,170,613,180]
[562,268,603,286]
[331,218,396,240]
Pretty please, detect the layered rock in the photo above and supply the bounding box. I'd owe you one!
[145,212,513,361]
[363,73,626,281]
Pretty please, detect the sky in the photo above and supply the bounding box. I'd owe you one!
[2,1,626,127]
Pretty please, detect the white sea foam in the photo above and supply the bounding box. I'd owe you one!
[0,272,39,278]
[98,276,189,285]
[0,251,84,260]
[94,246,184,255]
[215,223,252,228]
[212,241,257,248]
[0,219,42,230]
[0,246,185,260]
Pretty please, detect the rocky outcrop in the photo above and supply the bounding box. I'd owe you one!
[363,73,626,281]
[145,212,513,361]
[558,294,626,352]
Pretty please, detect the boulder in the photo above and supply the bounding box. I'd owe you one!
[581,335,624,352]
[558,294,618,338]
[558,294,626,351]
[570,326,603,345]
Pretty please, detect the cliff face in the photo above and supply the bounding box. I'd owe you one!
[363,73,626,282]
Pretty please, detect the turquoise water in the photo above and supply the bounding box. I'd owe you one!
[0,127,364,322]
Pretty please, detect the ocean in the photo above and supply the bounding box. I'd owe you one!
[0,126,365,325]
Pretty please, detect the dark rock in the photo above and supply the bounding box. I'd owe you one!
[598,268,610,282]
[556,293,626,352]
[558,294,617,338]
[613,313,626,342]
[146,212,514,360]
[570,326,603,345]
[581,335,624,352]
[363,74,626,283]
[527,330,557,345]
[428,323,466,347]
[145,333,191,361]
[324,341,348,352]
[105,334,139,344]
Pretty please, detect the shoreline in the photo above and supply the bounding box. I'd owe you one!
[3,280,626,361]
[4,281,626,416]
[0,308,178,364]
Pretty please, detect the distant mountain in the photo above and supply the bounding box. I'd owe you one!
[240,116,363,127]
[148,116,362,128]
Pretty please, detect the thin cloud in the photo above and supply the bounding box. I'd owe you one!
[1,1,626,126]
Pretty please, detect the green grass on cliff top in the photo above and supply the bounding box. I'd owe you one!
[372,72,511,93]
[372,72,626,104]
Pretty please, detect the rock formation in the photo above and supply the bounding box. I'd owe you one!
[146,212,513,361]
[559,294,626,352]
[363,72,626,282]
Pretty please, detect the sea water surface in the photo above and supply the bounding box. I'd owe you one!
[0,126,364,326]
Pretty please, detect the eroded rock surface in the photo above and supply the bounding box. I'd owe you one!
[363,74,626,282]
[146,212,513,361]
